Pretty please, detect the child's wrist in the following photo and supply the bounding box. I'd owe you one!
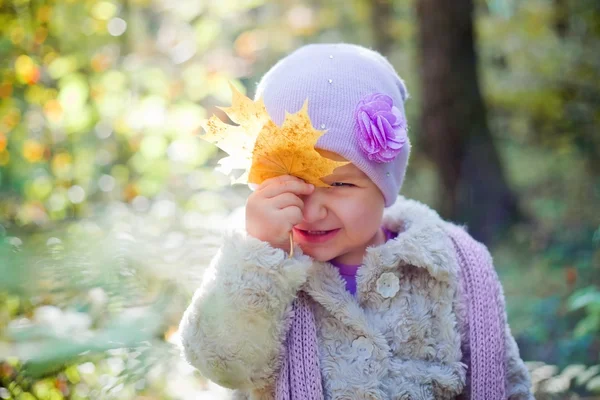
[245,230,291,254]
[268,237,292,254]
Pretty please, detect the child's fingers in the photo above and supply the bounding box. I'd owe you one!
[256,174,309,191]
[255,174,299,191]
[280,206,304,227]
[270,193,304,210]
[260,177,314,199]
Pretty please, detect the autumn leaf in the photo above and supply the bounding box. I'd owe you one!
[199,83,270,184]
[199,83,347,187]
[249,101,347,187]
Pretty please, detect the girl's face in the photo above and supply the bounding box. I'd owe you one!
[293,151,386,265]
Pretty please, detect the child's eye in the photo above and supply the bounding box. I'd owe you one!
[331,182,354,187]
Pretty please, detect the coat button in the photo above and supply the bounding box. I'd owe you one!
[376,272,400,298]
[351,336,373,360]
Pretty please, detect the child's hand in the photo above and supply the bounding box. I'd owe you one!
[246,175,315,253]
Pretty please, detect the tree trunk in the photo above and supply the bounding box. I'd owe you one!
[554,0,569,38]
[370,0,394,56]
[416,0,521,244]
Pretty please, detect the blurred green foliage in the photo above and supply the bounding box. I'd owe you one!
[0,0,599,398]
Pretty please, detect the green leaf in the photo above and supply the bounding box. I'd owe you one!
[568,287,600,311]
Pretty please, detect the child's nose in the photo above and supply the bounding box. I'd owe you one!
[301,190,327,223]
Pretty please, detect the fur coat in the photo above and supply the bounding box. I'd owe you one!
[179,196,532,399]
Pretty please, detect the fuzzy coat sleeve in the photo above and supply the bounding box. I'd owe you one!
[501,291,534,400]
[178,231,312,390]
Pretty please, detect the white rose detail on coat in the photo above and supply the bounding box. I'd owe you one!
[376,272,400,298]
[351,336,373,360]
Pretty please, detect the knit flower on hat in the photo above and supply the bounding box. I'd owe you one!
[355,93,407,163]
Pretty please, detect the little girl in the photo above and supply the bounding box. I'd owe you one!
[179,43,533,400]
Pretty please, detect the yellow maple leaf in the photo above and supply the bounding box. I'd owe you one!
[200,84,347,187]
[199,83,270,183]
[248,101,347,187]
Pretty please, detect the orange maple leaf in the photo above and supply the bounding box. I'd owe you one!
[199,83,270,183]
[249,101,347,187]
[200,84,347,187]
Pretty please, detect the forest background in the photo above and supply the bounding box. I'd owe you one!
[0,0,599,399]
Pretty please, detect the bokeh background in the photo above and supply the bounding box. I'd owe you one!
[1,0,599,399]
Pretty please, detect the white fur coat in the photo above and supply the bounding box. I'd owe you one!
[179,197,532,399]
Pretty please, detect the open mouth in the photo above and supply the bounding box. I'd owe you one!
[293,228,341,243]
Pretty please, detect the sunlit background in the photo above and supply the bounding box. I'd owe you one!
[1,0,599,399]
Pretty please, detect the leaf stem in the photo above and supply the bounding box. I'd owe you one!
[289,232,294,258]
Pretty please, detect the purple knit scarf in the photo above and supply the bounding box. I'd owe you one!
[276,291,323,400]
[275,225,507,400]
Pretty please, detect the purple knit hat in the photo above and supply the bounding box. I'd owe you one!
[255,43,411,207]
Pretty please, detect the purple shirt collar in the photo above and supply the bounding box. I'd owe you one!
[329,227,397,294]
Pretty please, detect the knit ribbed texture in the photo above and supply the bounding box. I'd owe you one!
[255,44,411,207]
[275,225,508,400]
[446,224,507,399]
[276,291,323,400]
